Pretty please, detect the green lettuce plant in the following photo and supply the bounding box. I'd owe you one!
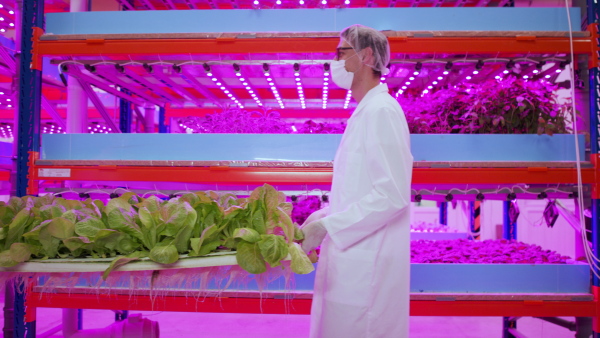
[0,185,314,278]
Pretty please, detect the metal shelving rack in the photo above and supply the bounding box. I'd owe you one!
[7,1,600,338]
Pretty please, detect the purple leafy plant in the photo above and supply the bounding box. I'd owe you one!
[399,77,573,135]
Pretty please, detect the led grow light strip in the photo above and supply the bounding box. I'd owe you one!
[422,63,451,95]
[265,71,284,109]
[343,90,352,109]
[294,69,306,109]
[235,68,262,107]
[322,70,330,109]
[209,72,244,109]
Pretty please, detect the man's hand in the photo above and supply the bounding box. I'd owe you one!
[301,220,327,254]
[302,207,329,227]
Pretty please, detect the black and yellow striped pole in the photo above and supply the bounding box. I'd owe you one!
[469,201,481,240]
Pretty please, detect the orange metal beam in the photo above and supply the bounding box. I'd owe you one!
[36,36,594,57]
[412,167,597,185]
[31,165,596,185]
[26,292,596,318]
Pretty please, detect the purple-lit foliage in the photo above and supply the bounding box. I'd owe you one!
[399,77,572,135]
[411,239,571,264]
[180,77,571,135]
[181,108,289,133]
[289,195,322,225]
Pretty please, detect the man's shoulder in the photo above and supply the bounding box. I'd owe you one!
[368,92,403,115]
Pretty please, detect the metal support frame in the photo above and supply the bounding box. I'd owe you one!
[139,0,156,10]
[587,0,600,336]
[114,310,128,321]
[93,69,165,107]
[14,0,44,336]
[502,201,518,336]
[439,202,448,225]
[120,88,132,133]
[153,66,205,107]
[115,0,135,10]
[66,69,146,107]
[179,68,222,107]
[158,106,167,133]
[122,68,181,103]
[0,45,65,129]
[503,201,517,240]
[65,65,121,132]
[469,201,481,240]
[502,317,518,338]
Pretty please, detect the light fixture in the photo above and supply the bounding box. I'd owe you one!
[294,63,306,109]
[210,72,243,109]
[413,62,422,75]
[322,63,330,109]
[475,60,484,71]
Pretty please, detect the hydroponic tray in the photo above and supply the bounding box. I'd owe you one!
[41,134,585,162]
[0,251,241,273]
[41,31,590,41]
[35,159,588,169]
[410,232,470,240]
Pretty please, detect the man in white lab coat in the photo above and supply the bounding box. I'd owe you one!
[301,24,413,338]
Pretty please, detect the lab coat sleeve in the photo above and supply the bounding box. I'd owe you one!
[321,106,413,251]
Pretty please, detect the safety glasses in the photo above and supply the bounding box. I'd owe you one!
[336,47,354,60]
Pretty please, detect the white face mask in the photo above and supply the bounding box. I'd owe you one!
[331,52,359,90]
[331,60,354,90]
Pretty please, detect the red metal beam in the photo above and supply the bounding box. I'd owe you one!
[31,165,596,185]
[410,300,596,317]
[26,292,596,318]
[27,292,313,315]
[36,36,594,57]
[33,165,334,185]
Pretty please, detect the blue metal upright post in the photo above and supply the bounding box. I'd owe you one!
[503,201,517,240]
[119,89,132,133]
[439,202,448,226]
[502,200,518,337]
[158,106,167,133]
[13,0,44,336]
[587,1,600,336]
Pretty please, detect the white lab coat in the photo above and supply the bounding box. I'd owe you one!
[310,83,413,338]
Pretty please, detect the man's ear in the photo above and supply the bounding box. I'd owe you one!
[360,47,374,65]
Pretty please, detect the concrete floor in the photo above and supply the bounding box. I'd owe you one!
[24,307,582,338]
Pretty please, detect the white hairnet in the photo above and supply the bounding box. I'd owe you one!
[340,24,390,76]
